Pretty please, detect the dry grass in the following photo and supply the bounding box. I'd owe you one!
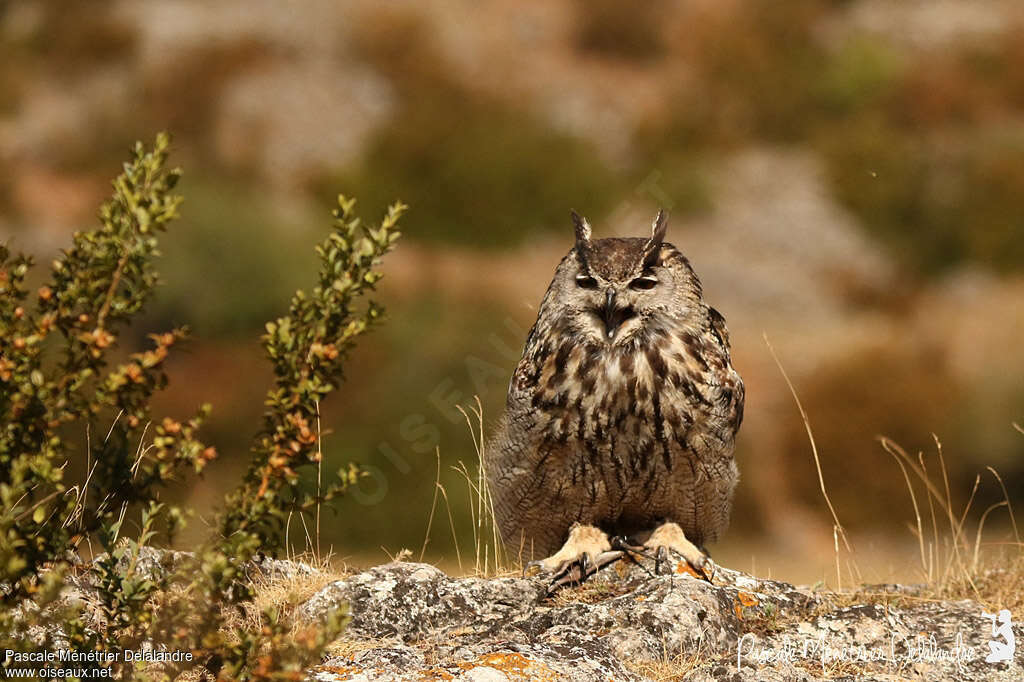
[877,436,1022,611]
[248,559,347,626]
[324,636,395,661]
[793,656,880,680]
[456,397,508,575]
[765,333,860,590]
[769,334,1023,613]
[624,639,707,681]
[549,576,634,607]
[419,396,510,578]
[178,554,349,651]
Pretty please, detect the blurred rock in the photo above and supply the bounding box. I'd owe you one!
[214,59,394,188]
[6,164,108,252]
[116,0,352,66]
[840,0,1022,49]
[663,149,897,332]
[0,62,132,167]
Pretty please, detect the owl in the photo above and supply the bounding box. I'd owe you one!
[486,210,744,591]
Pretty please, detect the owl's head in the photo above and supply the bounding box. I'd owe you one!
[545,210,704,347]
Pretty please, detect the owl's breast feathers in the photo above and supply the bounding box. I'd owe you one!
[507,312,744,470]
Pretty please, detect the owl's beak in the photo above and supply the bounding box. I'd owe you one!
[604,289,616,318]
[601,289,634,340]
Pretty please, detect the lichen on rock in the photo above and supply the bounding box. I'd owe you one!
[301,560,1022,681]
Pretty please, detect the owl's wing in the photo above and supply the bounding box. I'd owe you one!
[707,306,743,430]
[731,373,745,431]
[707,307,731,350]
[504,319,551,409]
[506,351,541,412]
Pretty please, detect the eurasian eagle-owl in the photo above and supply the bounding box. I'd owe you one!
[486,210,744,589]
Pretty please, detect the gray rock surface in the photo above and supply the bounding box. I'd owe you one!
[301,560,1022,682]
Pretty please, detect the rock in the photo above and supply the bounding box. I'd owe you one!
[86,544,319,584]
[249,554,321,582]
[301,560,1023,681]
[6,547,322,647]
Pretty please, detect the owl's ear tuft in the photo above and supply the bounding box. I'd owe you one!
[570,210,592,246]
[641,210,668,267]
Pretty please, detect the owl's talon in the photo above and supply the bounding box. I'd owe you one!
[524,524,629,596]
[546,553,592,595]
[609,535,644,553]
[655,545,671,575]
[647,545,712,581]
[523,560,546,578]
[544,550,624,596]
[643,521,713,582]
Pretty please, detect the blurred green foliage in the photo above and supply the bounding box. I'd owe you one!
[311,293,519,554]
[822,122,1024,273]
[814,27,1024,274]
[152,175,318,336]
[322,95,623,248]
[323,9,628,248]
[640,0,1024,274]
[2,0,1023,268]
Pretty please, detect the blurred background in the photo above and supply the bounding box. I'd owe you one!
[2,0,1023,585]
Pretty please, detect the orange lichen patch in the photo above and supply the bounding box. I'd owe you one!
[733,591,760,620]
[312,664,362,679]
[674,561,703,578]
[457,652,558,681]
[737,591,759,606]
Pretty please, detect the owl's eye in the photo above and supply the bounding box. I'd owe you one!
[629,276,658,291]
[576,275,598,289]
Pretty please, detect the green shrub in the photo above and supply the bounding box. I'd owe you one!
[0,133,405,680]
[0,133,209,607]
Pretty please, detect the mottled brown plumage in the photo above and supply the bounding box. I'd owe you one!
[486,211,744,585]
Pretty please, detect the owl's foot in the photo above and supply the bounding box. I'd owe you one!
[524,523,624,596]
[642,521,713,581]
